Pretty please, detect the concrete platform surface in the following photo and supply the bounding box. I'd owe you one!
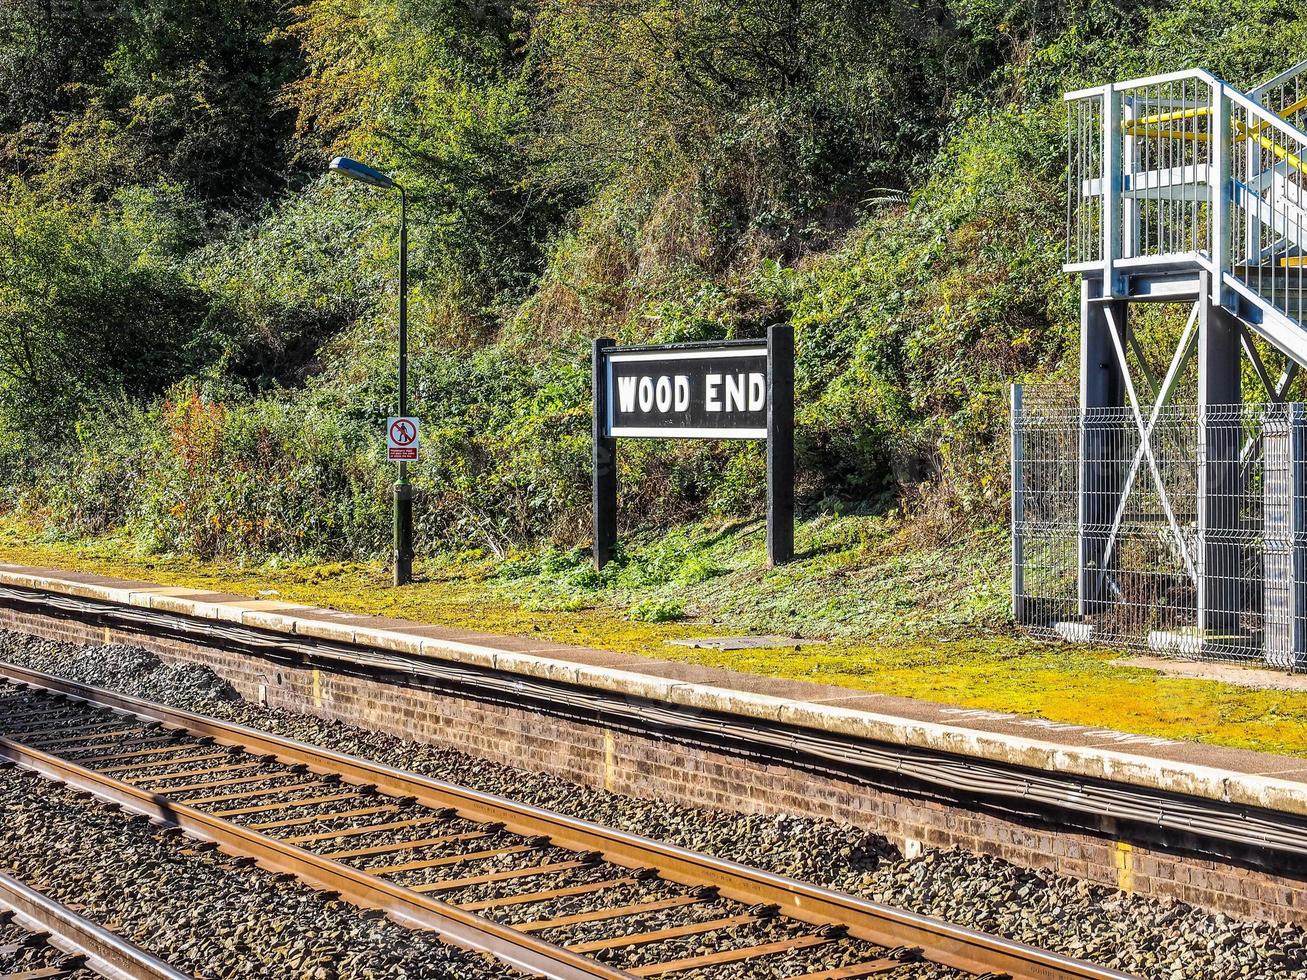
[1117,655,1307,692]
[3,562,1307,818]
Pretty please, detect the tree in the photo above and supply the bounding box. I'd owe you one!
[0,180,212,448]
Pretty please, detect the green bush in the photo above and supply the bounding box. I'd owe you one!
[6,0,1307,566]
[627,598,686,623]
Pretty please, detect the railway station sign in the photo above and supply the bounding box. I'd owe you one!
[592,329,794,570]
[604,343,769,438]
[386,416,419,462]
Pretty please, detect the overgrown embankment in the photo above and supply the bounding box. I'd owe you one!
[1,0,1305,578]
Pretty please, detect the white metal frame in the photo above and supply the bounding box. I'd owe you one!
[1066,61,1307,364]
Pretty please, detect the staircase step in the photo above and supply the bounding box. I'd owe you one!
[1233,269,1307,320]
[1251,294,1307,317]
[1234,266,1307,287]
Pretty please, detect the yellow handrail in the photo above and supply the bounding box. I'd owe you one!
[1122,127,1210,141]
[1242,124,1306,174]
[1123,93,1307,135]
[1279,92,1307,118]
[1124,106,1212,128]
[1119,121,1305,175]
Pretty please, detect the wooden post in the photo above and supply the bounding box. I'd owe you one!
[592,338,618,570]
[767,324,795,566]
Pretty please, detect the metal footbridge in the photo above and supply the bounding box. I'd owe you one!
[1067,59,1307,357]
[1012,61,1307,665]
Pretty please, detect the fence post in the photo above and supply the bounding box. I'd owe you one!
[1011,384,1026,624]
[1266,403,1307,670]
[1294,403,1307,671]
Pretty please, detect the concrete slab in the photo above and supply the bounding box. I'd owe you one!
[667,635,822,650]
[1119,655,1307,692]
[209,599,313,628]
[349,626,423,655]
[611,659,756,687]
[174,592,254,605]
[385,624,508,644]
[512,647,638,670]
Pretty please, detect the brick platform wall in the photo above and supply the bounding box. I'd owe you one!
[3,605,1305,927]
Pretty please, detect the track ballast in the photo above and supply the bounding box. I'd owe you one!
[0,661,1138,980]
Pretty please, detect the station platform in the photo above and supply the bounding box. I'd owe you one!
[1,560,1305,814]
[1,561,1306,924]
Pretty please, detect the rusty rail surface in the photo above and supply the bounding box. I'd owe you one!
[0,660,1142,980]
[0,867,193,980]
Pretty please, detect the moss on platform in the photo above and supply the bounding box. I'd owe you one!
[3,514,1307,758]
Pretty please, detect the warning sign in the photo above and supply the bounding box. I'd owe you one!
[386,416,419,462]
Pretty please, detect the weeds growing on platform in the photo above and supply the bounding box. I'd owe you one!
[6,514,1307,758]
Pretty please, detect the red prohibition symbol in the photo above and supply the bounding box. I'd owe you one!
[389,419,416,446]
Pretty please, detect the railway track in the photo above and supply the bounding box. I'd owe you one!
[0,661,1140,980]
[0,866,190,980]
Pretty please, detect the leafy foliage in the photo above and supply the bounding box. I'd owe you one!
[4,0,1307,561]
[0,181,212,451]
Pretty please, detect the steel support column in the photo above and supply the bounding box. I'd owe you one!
[1079,277,1126,615]
[1198,271,1243,637]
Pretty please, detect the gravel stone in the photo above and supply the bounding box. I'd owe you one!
[4,631,1307,979]
[0,766,519,978]
[0,913,98,978]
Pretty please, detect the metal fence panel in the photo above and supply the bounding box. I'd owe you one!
[1012,385,1307,668]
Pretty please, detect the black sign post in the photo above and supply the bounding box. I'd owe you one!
[766,324,794,565]
[592,337,618,569]
[591,326,795,570]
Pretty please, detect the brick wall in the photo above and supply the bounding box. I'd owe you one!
[3,605,1305,926]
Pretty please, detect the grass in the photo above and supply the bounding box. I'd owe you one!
[3,511,1307,757]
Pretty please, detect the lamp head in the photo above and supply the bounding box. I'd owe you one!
[328,156,397,190]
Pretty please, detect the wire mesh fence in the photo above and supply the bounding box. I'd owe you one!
[1012,385,1307,668]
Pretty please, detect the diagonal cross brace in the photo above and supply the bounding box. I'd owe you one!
[1093,302,1202,600]
[1237,327,1300,465]
[1240,325,1299,402]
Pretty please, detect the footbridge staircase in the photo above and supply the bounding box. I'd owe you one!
[1014,61,1307,665]
[1066,60,1307,359]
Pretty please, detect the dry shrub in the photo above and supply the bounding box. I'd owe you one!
[891,479,973,552]
[516,207,639,343]
[635,179,711,280]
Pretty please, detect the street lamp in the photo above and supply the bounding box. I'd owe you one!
[329,156,414,586]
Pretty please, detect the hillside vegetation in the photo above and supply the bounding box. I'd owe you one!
[1,0,1305,570]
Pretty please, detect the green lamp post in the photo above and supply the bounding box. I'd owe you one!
[328,156,413,586]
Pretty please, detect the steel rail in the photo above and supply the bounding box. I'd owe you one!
[0,868,193,980]
[0,662,1139,980]
[0,689,624,980]
[0,733,624,980]
[1,583,1304,861]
